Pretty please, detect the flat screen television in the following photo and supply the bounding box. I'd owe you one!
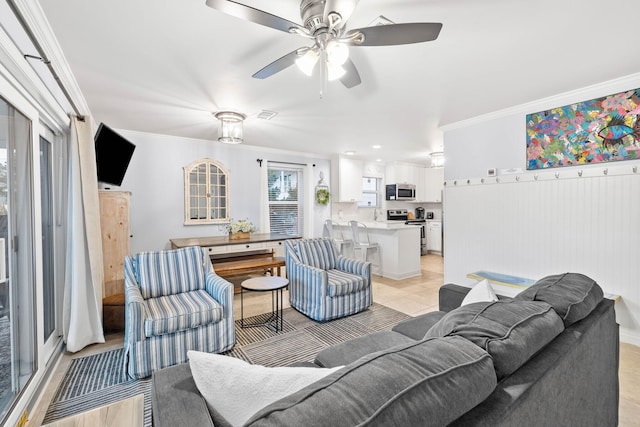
[94,123,136,186]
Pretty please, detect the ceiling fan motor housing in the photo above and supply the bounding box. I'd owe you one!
[300,0,329,34]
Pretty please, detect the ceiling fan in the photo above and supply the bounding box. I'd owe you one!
[205,0,442,89]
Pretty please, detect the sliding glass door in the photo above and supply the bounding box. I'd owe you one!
[40,136,55,343]
[0,97,36,420]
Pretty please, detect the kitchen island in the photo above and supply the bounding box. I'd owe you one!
[335,221,421,280]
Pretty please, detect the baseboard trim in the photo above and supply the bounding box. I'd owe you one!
[620,328,640,347]
[378,270,422,281]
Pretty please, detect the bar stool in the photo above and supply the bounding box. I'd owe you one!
[323,219,354,258]
[349,221,380,273]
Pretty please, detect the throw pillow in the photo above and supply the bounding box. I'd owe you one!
[514,272,604,327]
[425,300,565,379]
[188,351,343,427]
[461,279,498,306]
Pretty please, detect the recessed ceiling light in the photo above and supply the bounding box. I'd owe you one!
[376,158,382,162]
[345,150,356,155]
[372,145,382,149]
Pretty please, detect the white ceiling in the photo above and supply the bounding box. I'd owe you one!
[38,0,640,164]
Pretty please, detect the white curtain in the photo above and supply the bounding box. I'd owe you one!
[63,116,105,352]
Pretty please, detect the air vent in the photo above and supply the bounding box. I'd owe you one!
[257,110,278,120]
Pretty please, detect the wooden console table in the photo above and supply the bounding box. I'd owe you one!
[170,233,299,283]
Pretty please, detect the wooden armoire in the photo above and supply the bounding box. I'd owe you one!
[99,190,131,330]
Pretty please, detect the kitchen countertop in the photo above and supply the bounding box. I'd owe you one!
[332,221,419,230]
[329,220,421,280]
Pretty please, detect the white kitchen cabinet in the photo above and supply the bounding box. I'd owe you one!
[415,167,427,202]
[385,162,417,185]
[331,156,363,202]
[426,221,442,253]
[423,168,444,203]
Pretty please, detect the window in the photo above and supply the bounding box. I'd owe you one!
[184,159,229,225]
[268,163,304,236]
[358,177,381,208]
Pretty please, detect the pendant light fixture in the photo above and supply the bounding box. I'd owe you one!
[214,111,246,144]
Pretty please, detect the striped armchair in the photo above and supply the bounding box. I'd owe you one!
[123,246,235,379]
[285,238,372,322]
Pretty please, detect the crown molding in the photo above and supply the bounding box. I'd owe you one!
[441,73,640,132]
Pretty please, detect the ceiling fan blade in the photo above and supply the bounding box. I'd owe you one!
[252,48,306,79]
[324,0,360,29]
[340,58,361,88]
[205,0,305,34]
[345,22,442,46]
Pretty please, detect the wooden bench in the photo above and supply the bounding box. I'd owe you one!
[212,256,286,279]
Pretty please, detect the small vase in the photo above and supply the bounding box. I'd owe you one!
[229,231,250,240]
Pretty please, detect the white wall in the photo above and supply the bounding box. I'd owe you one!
[442,73,640,345]
[110,130,330,253]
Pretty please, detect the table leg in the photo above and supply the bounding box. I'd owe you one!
[279,287,283,331]
[240,287,244,328]
[275,288,280,332]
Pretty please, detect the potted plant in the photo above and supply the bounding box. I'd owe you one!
[226,218,255,240]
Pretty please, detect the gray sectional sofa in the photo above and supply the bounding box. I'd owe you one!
[152,273,619,426]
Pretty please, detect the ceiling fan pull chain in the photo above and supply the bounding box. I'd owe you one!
[319,50,327,99]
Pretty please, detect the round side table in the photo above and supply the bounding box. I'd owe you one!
[240,276,289,332]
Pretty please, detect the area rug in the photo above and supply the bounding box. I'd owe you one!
[42,303,410,426]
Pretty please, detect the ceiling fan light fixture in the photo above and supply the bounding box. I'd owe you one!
[214,111,246,144]
[326,40,349,65]
[295,48,319,76]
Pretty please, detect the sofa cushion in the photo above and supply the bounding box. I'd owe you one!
[391,311,447,340]
[514,272,604,327]
[314,331,416,367]
[145,290,223,337]
[326,269,366,297]
[188,351,343,427]
[152,363,215,427]
[425,300,564,380]
[295,239,337,270]
[135,246,207,299]
[246,336,497,427]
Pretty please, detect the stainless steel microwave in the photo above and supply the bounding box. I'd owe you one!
[386,184,416,201]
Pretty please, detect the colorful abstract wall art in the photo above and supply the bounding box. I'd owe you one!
[526,88,640,170]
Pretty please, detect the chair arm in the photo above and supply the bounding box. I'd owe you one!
[288,256,327,296]
[124,272,148,343]
[205,272,234,320]
[336,255,371,277]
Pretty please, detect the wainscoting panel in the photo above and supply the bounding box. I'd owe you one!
[443,167,640,345]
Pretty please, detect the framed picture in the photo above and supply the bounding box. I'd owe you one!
[526,88,640,170]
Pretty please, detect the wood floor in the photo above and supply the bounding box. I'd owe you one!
[28,254,640,426]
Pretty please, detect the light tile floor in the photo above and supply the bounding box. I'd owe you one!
[29,254,640,426]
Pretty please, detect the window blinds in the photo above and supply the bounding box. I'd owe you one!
[267,162,304,236]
